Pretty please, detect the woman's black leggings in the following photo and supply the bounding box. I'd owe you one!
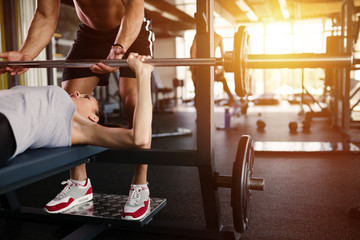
[0,113,16,167]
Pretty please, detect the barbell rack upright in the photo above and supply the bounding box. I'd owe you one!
[195,0,222,233]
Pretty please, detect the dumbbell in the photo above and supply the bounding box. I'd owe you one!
[289,121,298,132]
[256,119,266,130]
[302,120,311,131]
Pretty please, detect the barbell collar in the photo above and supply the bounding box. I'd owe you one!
[0,58,224,69]
[247,53,352,69]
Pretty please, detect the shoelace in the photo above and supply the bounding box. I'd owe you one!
[56,180,75,199]
[129,186,143,205]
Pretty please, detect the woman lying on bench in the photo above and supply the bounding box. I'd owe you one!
[0,53,152,215]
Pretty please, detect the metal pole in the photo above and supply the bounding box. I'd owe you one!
[342,0,352,132]
[300,68,304,113]
[45,40,54,85]
[3,0,18,88]
[196,0,221,231]
[247,53,352,68]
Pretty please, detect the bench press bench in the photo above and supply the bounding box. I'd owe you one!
[0,145,106,196]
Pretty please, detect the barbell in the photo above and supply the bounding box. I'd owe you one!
[1,26,357,97]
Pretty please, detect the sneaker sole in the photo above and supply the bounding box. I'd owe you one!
[122,199,151,221]
[44,193,93,214]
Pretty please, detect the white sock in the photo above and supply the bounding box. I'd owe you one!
[132,183,148,188]
[71,179,86,186]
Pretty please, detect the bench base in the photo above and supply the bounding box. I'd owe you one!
[64,193,166,227]
[0,193,166,228]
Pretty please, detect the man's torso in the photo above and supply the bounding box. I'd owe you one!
[74,0,126,30]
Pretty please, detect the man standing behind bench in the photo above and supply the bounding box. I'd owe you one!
[0,0,154,220]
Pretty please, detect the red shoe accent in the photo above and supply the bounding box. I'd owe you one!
[86,187,92,195]
[45,198,74,212]
[122,200,149,218]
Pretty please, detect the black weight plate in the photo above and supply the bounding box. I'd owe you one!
[249,136,255,170]
[234,26,250,97]
[232,135,253,233]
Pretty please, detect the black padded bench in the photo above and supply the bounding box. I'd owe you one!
[0,145,107,196]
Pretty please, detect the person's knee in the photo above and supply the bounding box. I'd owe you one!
[62,77,100,94]
[120,82,137,110]
[123,94,137,111]
[121,93,137,127]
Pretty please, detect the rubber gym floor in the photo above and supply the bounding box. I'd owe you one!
[1,102,360,240]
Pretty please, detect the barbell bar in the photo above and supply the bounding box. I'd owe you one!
[0,58,225,68]
[0,53,355,69]
[247,53,354,68]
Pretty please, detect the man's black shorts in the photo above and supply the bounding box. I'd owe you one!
[62,14,154,86]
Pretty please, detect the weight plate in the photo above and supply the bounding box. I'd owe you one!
[231,135,254,233]
[249,135,255,170]
[234,26,250,97]
[244,34,250,94]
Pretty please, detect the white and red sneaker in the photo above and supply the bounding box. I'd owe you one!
[122,184,150,220]
[44,178,93,214]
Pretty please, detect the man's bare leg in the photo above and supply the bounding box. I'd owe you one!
[222,79,235,106]
[62,76,100,181]
[119,76,149,185]
[217,76,235,106]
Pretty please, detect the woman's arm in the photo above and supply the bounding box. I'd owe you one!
[131,54,153,146]
[79,53,153,148]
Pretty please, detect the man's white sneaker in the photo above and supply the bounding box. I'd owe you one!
[44,178,93,214]
[122,184,150,220]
